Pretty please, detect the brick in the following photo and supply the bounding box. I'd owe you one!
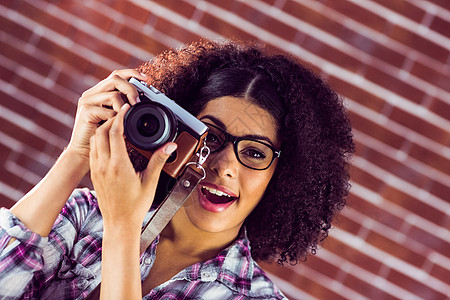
[16,1,71,36]
[126,56,147,71]
[34,113,72,141]
[409,143,450,176]
[283,1,349,39]
[302,255,342,279]
[234,3,297,41]
[347,194,405,232]
[145,0,196,19]
[364,66,425,104]
[0,14,33,42]
[106,0,151,24]
[348,112,406,149]
[0,64,17,84]
[0,90,37,120]
[322,0,387,33]
[213,0,243,11]
[17,178,34,195]
[386,268,447,299]
[302,36,363,73]
[15,152,50,178]
[289,270,346,300]
[36,38,90,73]
[15,77,74,112]
[53,0,114,31]
[368,42,406,69]
[364,146,430,187]
[0,155,23,191]
[407,224,450,259]
[325,236,383,275]
[0,117,47,153]
[428,97,450,121]
[200,13,256,41]
[55,70,92,96]
[328,76,386,112]
[343,273,396,300]
[375,0,425,23]
[429,180,450,205]
[85,63,115,81]
[78,173,93,190]
[429,262,450,285]
[387,25,449,63]
[0,194,16,209]
[0,40,52,77]
[389,107,449,146]
[336,213,362,237]
[382,186,446,227]
[426,0,450,10]
[116,25,167,56]
[153,18,202,44]
[366,231,427,268]
[72,29,131,65]
[430,15,450,39]
[410,61,450,93]
[351,162,386,194]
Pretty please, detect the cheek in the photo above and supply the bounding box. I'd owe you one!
[240,169,275,204]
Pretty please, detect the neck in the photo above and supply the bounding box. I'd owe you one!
[160,209,242,261]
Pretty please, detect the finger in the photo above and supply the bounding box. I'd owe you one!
[78,102,118,126]
[95,117,115,159]
[141,143,178,191]
[107,69,148,82]
[84,76,139,105]
[89,135,97,168]
[109,103,130,162]
[80,91,127,112]
[83,70,147,105]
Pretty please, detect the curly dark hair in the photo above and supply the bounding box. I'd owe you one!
[136,39,354,265]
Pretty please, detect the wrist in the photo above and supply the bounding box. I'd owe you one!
[60,147,90,176]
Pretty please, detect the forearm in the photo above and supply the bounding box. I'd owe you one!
[10,149,89,237]
[100,224,142,300]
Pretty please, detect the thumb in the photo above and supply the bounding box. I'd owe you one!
[141,143,178,189]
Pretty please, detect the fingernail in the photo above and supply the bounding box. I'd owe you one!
[121,103,130,110]
[140,72,148,77]
[136,96,141,103]
[165,144,177,155]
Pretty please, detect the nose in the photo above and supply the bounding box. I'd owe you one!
[208,143,238,178]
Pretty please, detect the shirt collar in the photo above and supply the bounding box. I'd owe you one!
[178,227,254,296]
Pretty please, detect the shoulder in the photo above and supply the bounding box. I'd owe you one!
[247,259,288,299]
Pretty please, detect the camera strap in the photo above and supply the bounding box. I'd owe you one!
[85,146,209,299]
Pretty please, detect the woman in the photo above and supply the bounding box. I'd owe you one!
[0,39,354,299]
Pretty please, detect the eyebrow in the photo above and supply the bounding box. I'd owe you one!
[200,115,277,147]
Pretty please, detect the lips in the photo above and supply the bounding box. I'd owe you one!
[197,183,238,213]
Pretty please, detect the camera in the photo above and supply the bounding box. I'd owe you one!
[124,78,208,178]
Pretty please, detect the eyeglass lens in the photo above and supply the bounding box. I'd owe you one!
[205,124,275,170]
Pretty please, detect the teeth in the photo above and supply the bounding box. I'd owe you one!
[203,186,232,197]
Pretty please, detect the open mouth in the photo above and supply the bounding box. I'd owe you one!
[201,186,237,204]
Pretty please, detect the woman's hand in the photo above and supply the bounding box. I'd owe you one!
[89,103,177,230]
[66,69,148,172]
[90,100,177,300]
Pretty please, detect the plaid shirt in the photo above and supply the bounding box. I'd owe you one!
[0,188,286,299]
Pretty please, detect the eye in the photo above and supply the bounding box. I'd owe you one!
[241,148,267,160]
[206,132,220,144]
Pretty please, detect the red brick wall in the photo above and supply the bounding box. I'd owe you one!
[1,0,449,299]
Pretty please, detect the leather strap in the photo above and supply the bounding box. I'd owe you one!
[85,165,205,299]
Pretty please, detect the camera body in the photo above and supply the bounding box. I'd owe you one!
[124,78,208,178]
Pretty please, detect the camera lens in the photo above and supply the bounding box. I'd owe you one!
[124,102,177,151]
[138,114,160,137]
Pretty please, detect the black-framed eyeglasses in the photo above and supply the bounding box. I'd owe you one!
[204,122,281,171]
